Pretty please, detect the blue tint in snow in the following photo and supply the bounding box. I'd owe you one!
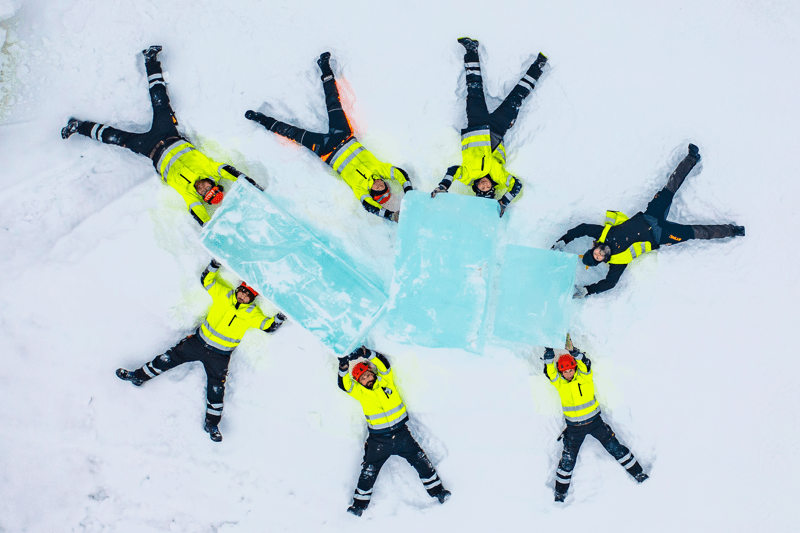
[388,191,501,352]
[492,245,577,348]
[200,181,388,355]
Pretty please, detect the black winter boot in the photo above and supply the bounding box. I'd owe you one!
[61,118,80,139]
[634,472,649,483]
[457,37,479,53]
[244,110,276,130]
[142,45,162,62]
[554,490,566,502]
[434,488,451,504]
[318,52,334,81]
[203,420,223,442]
[688,143,701,162]
[347,500,368,517]
[527,52,548,80]
[116,368,144,386]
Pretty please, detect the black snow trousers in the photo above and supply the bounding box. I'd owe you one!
[554,415,643,495]
[462,48,540,150]
[643,152,739,245]
[133,333,231,425]
[251,73,352,158]
[351,423,443,509]
[75,56,180,159]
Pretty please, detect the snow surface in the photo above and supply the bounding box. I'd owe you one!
[1,0,799,531]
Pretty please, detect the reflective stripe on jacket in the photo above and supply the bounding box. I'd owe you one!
[545,351,601,425]
[326,137,409,212]
[339,351,408,434]
[156,140,239,224]
[599,210,653,265]
[198,265,275,351]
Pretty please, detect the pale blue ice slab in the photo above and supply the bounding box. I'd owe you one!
[493,245,577,347]
[200,182,387,355]
[388,191,501,352]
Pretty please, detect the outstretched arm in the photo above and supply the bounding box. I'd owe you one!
[220,164,264,191]
[497,176,523,217]
[431,166,460,197]
[585,263,627,295]
[558,223,604,245]
[393,167,413,192]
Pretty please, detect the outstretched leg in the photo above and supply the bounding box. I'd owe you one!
[117,335,199,385]
[348,435,392,516]
[458,38,490,129]
[591,420,647,482]
[659,221,744,246]
[245,53,352,158]
[488,53,547,141]
[394,426,448,500]
[554,427,587,500]
[201,352,230,427]
[645,144,701,220]
[62,46,180,157]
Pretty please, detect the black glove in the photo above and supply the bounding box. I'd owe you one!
[210,259,221,268]
[349,346,367,360]
[403,181,413,193]
[244,175,264,192]
[431,185,447,198]
[338,357,349,371]
[265,313,287,333]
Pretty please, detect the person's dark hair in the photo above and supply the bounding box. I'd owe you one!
[472,175,496,198]
[582,242,611,266]
[194,178,215,191]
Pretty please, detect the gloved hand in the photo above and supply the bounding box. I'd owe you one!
[403,182,413,193]
[349,346,367,360]
[551,240,566,251]
[573,286,588,299]
[244,110,258,121]
[265,312,287,332]
[390,211,400,223]
[431,186,447,198]
[338,357,349,372]
[497,201,508,218]
[210,258,222,268]
[244,175,264,192]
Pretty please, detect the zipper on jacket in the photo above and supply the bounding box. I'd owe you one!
[181,173,190,183]
[481,156,485,171]
[228,315,237,327]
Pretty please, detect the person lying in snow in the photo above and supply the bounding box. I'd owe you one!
[245,52,411,223]
[431,38,548,218]
[553,144,745,298]
[62,46,261,227]
[543,335,648,502]
[337,346,450,516]
[116,259,286,442]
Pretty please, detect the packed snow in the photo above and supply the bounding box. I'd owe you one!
[1,0,798,531]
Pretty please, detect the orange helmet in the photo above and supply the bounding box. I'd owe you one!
[237,282,259,298]
[556,353,577,372]
[351,362,371,381]
[203,185,225,205]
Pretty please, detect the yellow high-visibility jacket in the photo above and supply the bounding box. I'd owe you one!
[155,140,238,225]
[545,349,601,425]
[437,128,523,203]
[326,137,410,217]
[338,349,409,434]
[599,211,653,264]
[198,263,276,352]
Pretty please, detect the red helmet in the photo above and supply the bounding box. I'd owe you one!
[556,353,577,372]
[204,185,225,205]
[351,362,371,381]
[238,282,259,298]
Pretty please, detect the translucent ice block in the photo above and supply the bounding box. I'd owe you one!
[200,182,388,355]
[388,191,501,352]
[492,245,577,348]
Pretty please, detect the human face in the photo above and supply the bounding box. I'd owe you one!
[358,369,376,389]
[195,179,212,196]
[561,368,576,381]
[371,179,387,193]
[235,287,254,304]
[476,177,492,192]
[592,246,607,262]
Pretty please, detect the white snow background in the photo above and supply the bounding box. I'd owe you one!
[1,0,798,531]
